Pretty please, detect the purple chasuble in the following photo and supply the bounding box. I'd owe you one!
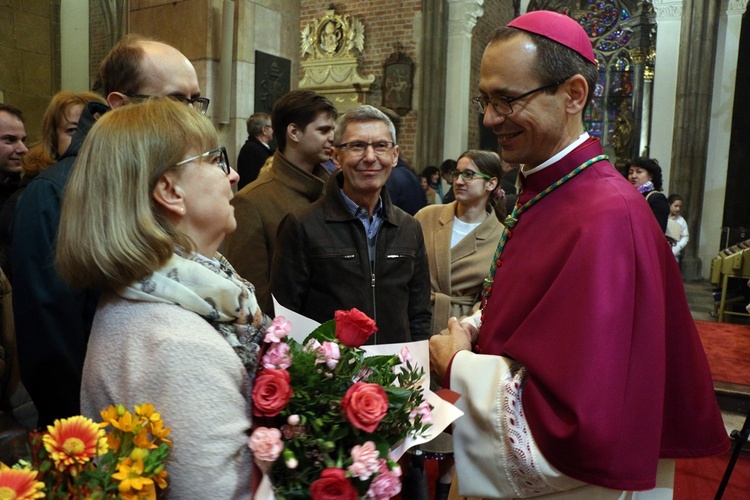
[478,138,728,490]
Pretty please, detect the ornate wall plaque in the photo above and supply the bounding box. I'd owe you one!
[382,48,414,116]
[299,7,374,112]
[255,51,291,113]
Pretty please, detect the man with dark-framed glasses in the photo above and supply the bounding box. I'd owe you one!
[12,34,207,428]
[270,104,431,346]
[429,9,727,498]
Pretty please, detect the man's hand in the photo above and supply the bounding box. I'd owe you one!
[429,317,472,386]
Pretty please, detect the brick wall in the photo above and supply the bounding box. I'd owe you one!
[468,0,515,150]
[299,1,421,166]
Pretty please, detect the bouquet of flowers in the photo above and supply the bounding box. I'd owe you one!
[249,309,434,499]
[0,403,172,499]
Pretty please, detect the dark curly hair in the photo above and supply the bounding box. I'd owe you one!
[627,157,663,191]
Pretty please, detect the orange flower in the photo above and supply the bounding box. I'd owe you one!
[43,415,108,473]
[112,458,154,494]
[121,482,156,500]
[148,419,172,446]
[0,464,45,499]
[133,428,156,450]
[135,403,161,424]
[153,468,168,490]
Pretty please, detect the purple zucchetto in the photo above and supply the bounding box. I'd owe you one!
[507,10,596,65]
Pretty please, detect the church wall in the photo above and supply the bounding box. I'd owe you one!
[299,0,422,169]
[0,0,56,143]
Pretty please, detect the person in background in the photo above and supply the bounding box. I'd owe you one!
[12,34,207,428]
[420,172,439,204]
[225,90,337,315]
[415,150,505,336]
[0,91,106,281]
[414,149,505,499]
[0,106,26,209]
[430,10,727,497]
[422,165,443,203]
[236,112,273,190]
[627,156,669,232]
[667,193,689,263]
[440,159,457,203]
[381,107,426,215]
[57,98,268,498]
[270,104,431,345]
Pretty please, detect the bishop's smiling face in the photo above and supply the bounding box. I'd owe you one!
[479,34,572,169]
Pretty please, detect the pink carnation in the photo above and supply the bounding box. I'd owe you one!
[304,338,322,353]
[347,441,380,480]
[409,400,433,424]
[367,460,402,499]
[248,427,283,462]
[264,316,292,343]
[398,346,414,365]
[316,341,341,370]
[262,342,292,369]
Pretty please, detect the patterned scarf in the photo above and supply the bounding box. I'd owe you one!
[637,180,655,195]
[117,250,270,382]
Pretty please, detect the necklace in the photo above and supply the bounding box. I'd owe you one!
[480,155,608,318]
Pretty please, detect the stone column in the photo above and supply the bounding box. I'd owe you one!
[650,0,683,188]
[669,0,721,280]
[442,0,483,161]
[416,0,449,169]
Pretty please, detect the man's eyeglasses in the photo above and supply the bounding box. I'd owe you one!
[335,141,396,157]
[471,79,568,116]
[127,94,210,115]
[450,169,493,182]
[176,146,231,175]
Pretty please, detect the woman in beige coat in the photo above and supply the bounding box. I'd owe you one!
[414,149,506,337]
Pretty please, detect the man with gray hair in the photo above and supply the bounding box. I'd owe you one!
[270,104,431,344]
[236,112,273,189]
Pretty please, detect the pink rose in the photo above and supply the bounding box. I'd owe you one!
[252,369,293,417]
[367,460,402,499]
[347,441,380,480]
[316,341,340,370]
[341,382,388,433]
[262,342,292,369]
[334,309,377,347]
[409,400,433,424]
[264,316,292,343]
[310,467,358,500]
[248,427,283,462]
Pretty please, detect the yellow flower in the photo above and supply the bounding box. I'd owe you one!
[148,419,172,447]
[100,405,119,427]
[112,459,154,494]
[133,429,156,450]
[111,410,134,433]
[135,403,161,424]
[43,415,108,473]
[153,468,169,490]
[120,482,156,500]
[0,464,45,500]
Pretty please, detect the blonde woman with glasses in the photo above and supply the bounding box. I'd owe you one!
[56,97,270,498]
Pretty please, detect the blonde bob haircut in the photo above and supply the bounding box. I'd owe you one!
[57,97,217,290]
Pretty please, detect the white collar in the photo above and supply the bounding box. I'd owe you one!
[522,132,590,177]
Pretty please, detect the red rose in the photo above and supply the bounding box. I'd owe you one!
[340,382,388,433]
[310,468,358,500]
[252,369,292,417]
[335,308,377,347]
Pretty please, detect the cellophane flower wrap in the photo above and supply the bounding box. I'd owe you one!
[249,309,433,499]
[0,403,172,499]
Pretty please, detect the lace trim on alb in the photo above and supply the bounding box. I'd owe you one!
[500,366,557,497]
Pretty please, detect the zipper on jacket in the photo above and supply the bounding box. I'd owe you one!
[370,271,377,344]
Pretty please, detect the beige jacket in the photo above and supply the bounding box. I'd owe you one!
[414,202,503,335]
[224,151,331,313]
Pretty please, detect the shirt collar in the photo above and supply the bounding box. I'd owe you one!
[522,132,590,177]
[340,189,383,219]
